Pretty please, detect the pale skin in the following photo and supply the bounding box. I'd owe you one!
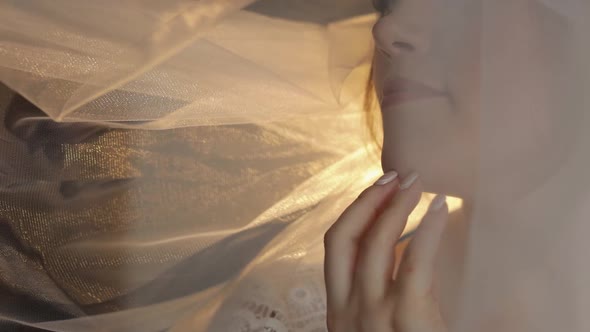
[324,172,450,332]
[324,0,574,330]
[323,1,462,330]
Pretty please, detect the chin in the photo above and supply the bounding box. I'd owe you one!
[380,151,411,180]
[381,147,474,199]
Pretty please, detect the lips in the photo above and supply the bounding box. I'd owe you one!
[380,78,447,109]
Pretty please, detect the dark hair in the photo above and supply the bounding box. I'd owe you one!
[362,60,384,161]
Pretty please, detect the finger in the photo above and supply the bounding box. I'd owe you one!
[395,194,449,296]
[353,171,423,303]
[324,171,399,309]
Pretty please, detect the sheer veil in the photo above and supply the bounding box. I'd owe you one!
[0,0,589,331]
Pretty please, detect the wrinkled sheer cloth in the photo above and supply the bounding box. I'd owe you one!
[0,2,381,331]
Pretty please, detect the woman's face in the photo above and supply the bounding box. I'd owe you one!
[372,0,480,198]
[372,0,574,199]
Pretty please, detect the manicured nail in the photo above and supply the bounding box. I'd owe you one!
[400,172,419,190]
[374,170,399,186]
[428,194,447,212]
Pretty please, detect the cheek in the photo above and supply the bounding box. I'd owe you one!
[475,2,576,176]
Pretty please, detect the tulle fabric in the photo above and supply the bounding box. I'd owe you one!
[0,1,382,331]
[0,0,589,331]
[0,0,373,127]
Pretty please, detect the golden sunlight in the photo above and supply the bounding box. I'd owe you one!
[364,167,463,236]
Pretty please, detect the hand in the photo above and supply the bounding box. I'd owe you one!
[323,171,449,332]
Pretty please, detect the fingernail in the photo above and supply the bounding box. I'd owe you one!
[374,170,399,186]
[428,194,447,212]
[399,172,419,190]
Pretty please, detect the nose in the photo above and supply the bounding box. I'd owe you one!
[372,12,429,57]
